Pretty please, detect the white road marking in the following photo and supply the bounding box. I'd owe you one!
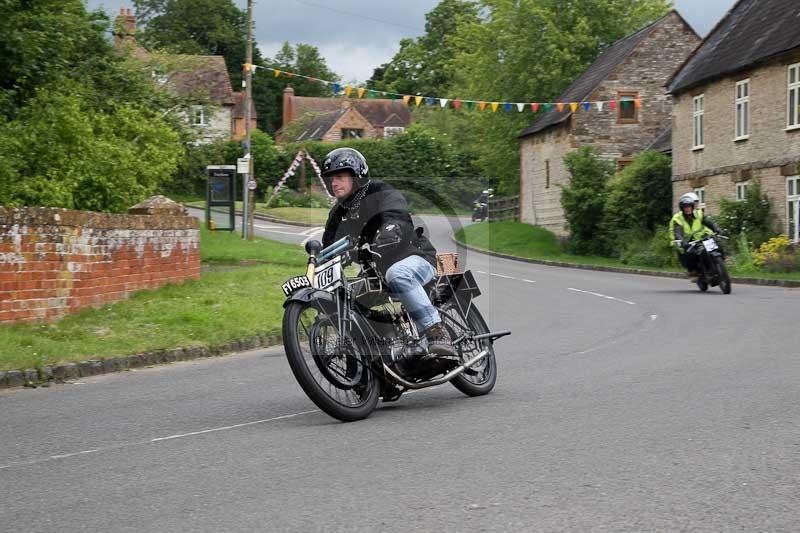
[567,287,636,306]
[50,449,98,460]
[300,226,324,236]
[651,315,659,321]
[150,410,320,443]
[472,270,536,283]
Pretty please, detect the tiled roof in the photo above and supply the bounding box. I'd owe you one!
[669,0,800,94]
[647,127,672,153]
[295,110,347,141]
[519,11,681,138]
[170,56,235,106]
[288,96,412,129]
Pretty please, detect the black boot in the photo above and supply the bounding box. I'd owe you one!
[424,322,456,357]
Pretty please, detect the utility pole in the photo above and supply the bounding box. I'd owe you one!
[243,0,255,239]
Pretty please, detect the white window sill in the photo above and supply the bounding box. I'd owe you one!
[786,125,800,132]
[734,136,749,142]
[692,145,705,151]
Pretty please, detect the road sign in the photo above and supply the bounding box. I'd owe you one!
[247,179,257,191]
[237,157,250,174]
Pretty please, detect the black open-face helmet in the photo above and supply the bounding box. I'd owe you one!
[321,148,369,196]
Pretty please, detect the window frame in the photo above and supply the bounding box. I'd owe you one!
[788,64,800,130]
[693,187,707,210]
[734,79,750,141]
[736,181,750,202]
[787,176,800,242]
[192,106,207,127]
[692,94,705,150]
[383,126,405,138]
[617,91,639,124]
[616,156,634,172]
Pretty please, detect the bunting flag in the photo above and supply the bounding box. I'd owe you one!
[266,66,651,117]
[266,150,333,208]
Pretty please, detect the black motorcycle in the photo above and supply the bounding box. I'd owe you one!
[281,236,509,421]
[686,235,732,294]
[471,201,488,222]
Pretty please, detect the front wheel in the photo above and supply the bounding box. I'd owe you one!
[282,300,380,421]
[715,256,732,294]
[438,302,497,396]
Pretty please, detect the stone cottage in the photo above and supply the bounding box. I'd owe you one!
[668,0,800,242]
[114,8,256,144]
[278,87,413,142]
[518,10,700,234]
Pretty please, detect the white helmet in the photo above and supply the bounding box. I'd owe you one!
[679,192,699,208]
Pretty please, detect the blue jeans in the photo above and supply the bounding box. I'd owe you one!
[384,255,440,332]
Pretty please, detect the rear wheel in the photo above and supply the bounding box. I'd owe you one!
[715,256,732,294]
[438,302,497,396]
[282,300,380,421]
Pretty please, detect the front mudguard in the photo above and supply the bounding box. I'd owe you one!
[282,287,336,309]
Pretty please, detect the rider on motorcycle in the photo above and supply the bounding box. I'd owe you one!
[320,147,456,357]
[670,192,723,279]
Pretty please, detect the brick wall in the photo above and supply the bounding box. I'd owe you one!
[0,204,200,323]
[322,106,381,142]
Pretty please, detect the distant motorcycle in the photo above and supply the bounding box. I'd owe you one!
[686,235,732,294]
[280,236,510,421]
[472,201,488,222]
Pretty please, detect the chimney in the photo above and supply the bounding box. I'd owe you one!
[114,7,137,47]
[283,86,295,129]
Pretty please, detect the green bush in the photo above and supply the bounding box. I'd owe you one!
[718,180,772,247]
[561,147,613,255]
[619,228,677,268]
[267,187,331,208]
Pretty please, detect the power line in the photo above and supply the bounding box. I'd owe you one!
[289,0,425,33]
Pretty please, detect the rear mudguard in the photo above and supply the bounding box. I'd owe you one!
[282,287,336,308]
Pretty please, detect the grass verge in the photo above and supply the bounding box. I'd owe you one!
[455,221,800,281]
[0,227,306,371]
[187,201,329,225]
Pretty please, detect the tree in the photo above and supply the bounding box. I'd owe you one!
[561,147,613,255]
[370,0,480,97]
[421,0,672,190]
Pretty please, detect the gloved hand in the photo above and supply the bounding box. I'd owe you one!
[374,223,403,249]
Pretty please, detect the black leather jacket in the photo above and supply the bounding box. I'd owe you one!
[321,180,437,274]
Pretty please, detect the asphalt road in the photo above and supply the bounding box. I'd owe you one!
[1,214,798,532]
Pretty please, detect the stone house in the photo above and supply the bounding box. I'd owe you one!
[518,10,700,234]
[278,87,412,142]
[667,0,800,242]
[114,8,256,144]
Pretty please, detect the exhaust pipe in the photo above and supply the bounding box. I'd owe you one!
[382,348,490,390]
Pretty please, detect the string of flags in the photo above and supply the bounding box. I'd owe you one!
[243,63,644,113]
[265,150,333,208]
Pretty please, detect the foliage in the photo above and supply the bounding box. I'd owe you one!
[753,235,792,268]
[730,232,758,273]
[268,188,331,209]
[619,228,677,268]
[561,147,613,255]
[283,124,485,210]
[370,0,479,97]
[718,180,772,247]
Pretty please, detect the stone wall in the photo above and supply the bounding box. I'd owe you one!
[0,199,200,323]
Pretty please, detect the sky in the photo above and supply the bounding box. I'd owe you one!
[87,0,737,83]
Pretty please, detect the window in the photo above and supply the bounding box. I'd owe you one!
[736,181,750,201]
[787,177,800,242]
[788,64,800,129]
[617,157,633,172]
[617,91,639,124]
[545,159,550,189]
[694,187,706,210]
[151,69,168,85]
[341,128,364,139]
[383,126,404,138]
[692,95,705,149]
[735,79,750,140]
[192,106,207,126]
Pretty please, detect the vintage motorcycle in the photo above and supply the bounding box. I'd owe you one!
[281,236,509,422]
[686,235,732,294]
[471,201,489,222]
